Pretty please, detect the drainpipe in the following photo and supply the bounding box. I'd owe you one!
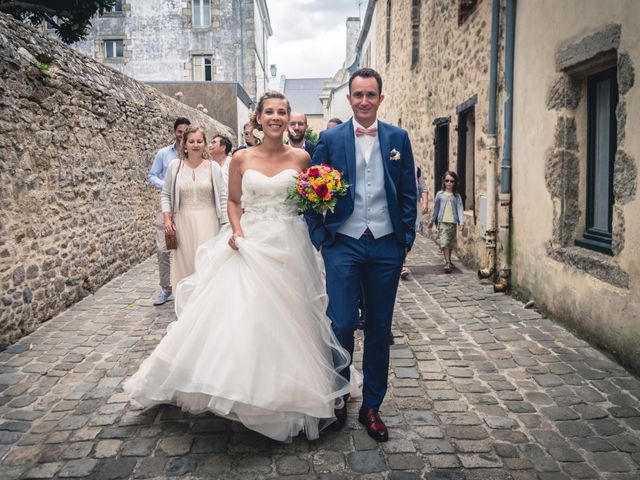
[478,0,500,280]
[494,0,516,292]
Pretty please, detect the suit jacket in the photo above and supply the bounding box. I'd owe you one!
[305,119,417,250]
[304,141,316,158]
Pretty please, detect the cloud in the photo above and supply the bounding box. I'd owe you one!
[267,0,362,78]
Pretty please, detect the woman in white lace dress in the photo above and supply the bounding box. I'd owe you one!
[161,126,227,292]
[125,92,352,442]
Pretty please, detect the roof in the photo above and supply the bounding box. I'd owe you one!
[282,78,329,115]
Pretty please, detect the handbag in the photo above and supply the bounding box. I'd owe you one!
[164,161,182,250]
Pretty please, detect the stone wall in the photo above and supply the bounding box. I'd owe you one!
[376,0,499,269]
[0,13,234,348]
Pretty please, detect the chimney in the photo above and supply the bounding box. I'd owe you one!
[345,17,361,67]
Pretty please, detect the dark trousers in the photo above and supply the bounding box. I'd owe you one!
[322,233,404,409]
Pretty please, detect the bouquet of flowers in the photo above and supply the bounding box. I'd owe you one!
[287,164,349,214]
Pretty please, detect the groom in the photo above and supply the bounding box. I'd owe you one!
[306,68,417,442]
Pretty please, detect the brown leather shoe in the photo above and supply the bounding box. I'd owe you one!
[358,406,389,442]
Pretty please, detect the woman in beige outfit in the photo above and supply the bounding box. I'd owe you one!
[161,126,228,293]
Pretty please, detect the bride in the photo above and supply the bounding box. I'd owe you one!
[124,91,352,442]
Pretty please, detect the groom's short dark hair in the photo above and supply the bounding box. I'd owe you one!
[348,68,383,95]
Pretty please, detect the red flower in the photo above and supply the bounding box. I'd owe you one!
[308,167,320,177]
[315,184,329,197]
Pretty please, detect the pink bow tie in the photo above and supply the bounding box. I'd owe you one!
[355,126,378,137]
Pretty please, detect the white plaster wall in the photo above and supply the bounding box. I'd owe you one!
[512,0,640,368]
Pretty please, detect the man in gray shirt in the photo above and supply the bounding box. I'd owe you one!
[148,117,190,305]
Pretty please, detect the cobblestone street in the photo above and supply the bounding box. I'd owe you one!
[1,235,639,479]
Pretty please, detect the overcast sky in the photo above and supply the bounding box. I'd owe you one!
[267,0,363,79]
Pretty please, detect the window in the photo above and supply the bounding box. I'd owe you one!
[106,0,123,12]
[193,0,211,28]
[576,68,618,254]
[411,0,421,68]
[385,0,391,64]
[433,119,450,195]
[193,56,213,81]
[457,106,476,211]
[104,40,124,59]
[458,0,480,26]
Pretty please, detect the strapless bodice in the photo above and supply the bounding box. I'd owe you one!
[241,168,299,220]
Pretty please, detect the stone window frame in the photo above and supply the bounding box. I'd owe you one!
[456,95,478,215]
[104,39,125,59]
[545,23,636,289]
[188,52,219,81]
[458,0,481,26]
[98,36,130,63]
[411,0,421,69]
[182,0,220,31]
[192,0,212,29]
[574,67,618,254]
[102,0,129,16]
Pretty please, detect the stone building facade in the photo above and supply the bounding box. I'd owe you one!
[370,0,496,268]
[360,0,640,371]
[59,0,271,142]
[0,13,234,348]
[69,0,272,101]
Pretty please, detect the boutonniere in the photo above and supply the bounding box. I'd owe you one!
[390,149,401,161]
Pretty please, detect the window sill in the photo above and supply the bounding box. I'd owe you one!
[547,245,628,289]
[104,58,126,63]
[575,236,612,255]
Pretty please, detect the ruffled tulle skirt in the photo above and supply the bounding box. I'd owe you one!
[124,213,353,442]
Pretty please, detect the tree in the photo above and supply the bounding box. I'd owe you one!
[305,128,319,146]
[0,0,116,44]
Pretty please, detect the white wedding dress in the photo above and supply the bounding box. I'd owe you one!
[124,168,352,442]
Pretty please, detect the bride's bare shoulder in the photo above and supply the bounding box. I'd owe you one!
[289,146,311,169]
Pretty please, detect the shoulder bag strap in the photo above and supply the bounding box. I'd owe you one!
[171,160,182,226]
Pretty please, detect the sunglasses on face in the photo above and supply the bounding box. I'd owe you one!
[445,179,455,183]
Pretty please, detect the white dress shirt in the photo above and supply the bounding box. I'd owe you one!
[352,119,379,164]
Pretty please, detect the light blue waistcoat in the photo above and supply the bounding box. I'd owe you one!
[338,137,394,239]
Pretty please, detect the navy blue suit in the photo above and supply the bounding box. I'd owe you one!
[306,119,417,409]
